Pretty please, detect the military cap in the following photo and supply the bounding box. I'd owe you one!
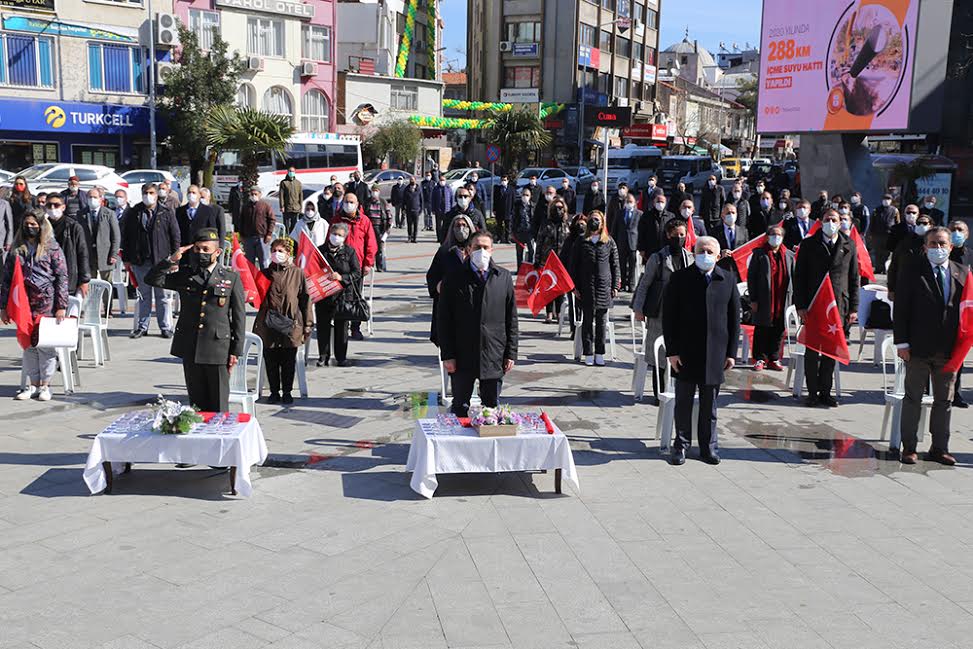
[194,228,220,243]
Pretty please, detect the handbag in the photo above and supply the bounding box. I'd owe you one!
[35,316,78,349]
[334,280,370,322]
[264,309,295,336]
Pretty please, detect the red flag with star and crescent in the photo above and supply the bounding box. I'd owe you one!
[849,226,875,282]
[945,270,973,373]
[798,274,850,365]
[231,234,269,310]
[295,229,342,303]
[526,252,575,316]
[514,262,536,309]
[7,256,35,350]
[730,233,768,282]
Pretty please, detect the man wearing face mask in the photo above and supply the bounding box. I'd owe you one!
[610,190,642,292]
[438,231,518,417]
[867,193,898,270]
[782,200,813,249]
[919,195,944,227]
[672,182,693,211]
[533,186,557,241]
[714,204,748,279]
[605,183,629,234]
[331,192,377,341]
[45,195,90,299]
[728,182,750,232]
[121,183,181,338]
[60,176,84,220]
[277,166,303,232]
[677,200,708,238]
[390,177,405,229]
[420,172,435,231]
[810,190,829,221]
[402,177,424,243]
[78,187,119,311]
[748,181,767,219]
[749,191,779,240]
[637,191,675,261]
[147,228,246,412]
[493,175,515,244]
[663,236,740,465]
[888,211,933,297]
[345,171,370,205]
[793,209,859,407]
[747,224,794,372]
[113,189,129,229]
[699,175,726,232]
[176,184,224,248]
[849,192,869,233]
[159,180,180,214]
[239,186,276,269]
[583,180,606,215]
[511,187,534,267]
[317,187,336,224]
[526,175,541,211]
[198,188,228,239]
[556,178,577,214]
[446,188,486,233]
[430,176,455,243]
[893,226,965,466]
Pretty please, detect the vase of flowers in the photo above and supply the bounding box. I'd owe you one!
[470,405,523,437]
[149,395,203,435]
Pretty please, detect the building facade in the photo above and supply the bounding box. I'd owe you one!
[174,0,337,135]
[0,0,169,171]
[335,0,441,81]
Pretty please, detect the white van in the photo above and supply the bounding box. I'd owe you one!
[603,145,663,194]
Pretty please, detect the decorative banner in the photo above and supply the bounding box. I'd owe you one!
[2,15,138,42]
[426,0,437,81]
[394,0,419,78]
[409,104,565,130]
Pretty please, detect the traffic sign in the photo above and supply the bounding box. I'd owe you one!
[485,144,501,163]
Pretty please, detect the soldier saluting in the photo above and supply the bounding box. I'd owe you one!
[147,228,246,412]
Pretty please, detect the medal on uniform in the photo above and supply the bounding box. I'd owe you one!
[219,297,227,306]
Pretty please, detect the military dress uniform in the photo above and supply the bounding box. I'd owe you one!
[146,229,246,412]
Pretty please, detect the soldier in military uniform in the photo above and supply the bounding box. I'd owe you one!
[146,228,246,411]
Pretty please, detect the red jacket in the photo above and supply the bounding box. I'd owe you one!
[332,207,377,269]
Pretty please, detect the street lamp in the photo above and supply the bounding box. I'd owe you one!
[147,0,158,169]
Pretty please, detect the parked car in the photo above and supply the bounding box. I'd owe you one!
[514,167,574,192]
[362,168,415,201]
[560,165,596,195]
[746,161,776,191]
[441,168,501,194]
[720,157,752,178]
[658,155,723,193]
[0,169,15,183]
[120,169,182,199]
[5,163,130,196]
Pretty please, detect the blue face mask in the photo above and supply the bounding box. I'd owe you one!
[695,252,717,271]
[951,231,967,247]
[927,247,950,265]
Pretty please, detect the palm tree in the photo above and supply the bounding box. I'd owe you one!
[484,106,552,175]
[205,106,295,190]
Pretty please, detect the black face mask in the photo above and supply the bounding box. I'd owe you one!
[589,220,602,230]
[186,251,216,270]
[668,236,686,250]
[25,226,39,238]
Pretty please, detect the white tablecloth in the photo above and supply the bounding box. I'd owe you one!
[406,419,580,498]
[83,412,269,497]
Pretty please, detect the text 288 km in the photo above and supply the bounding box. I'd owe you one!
[766,40,812,62]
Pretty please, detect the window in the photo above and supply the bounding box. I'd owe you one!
[236,83,255,108]
[390,83,418,110]
[645,46,656,66]
[634,2,645,22]
[505,21,541,43]
[262,86,293,121]
[597,72,610,93]
[189,9,220,50]
[617,37,631,59]
[503,66,540,88]
[617,0,631,17]
[247,16,284,57]
[645,8,658,29]
[302,24,331,62]
[578,67,596,90]
[599,29,612,51]
[414,63,427,79]
[601,0,615,9]
[680,55,688,65]
[579,23,596,48]
[88,43,143,93]
[0,34,54,88]
[415,23,426,48]
[614,76,628,97]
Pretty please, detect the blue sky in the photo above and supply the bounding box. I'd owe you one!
[439,0,763,70]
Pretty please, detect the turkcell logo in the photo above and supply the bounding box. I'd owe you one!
[0,99,150,134]
[44,105,66,128]
[44,104,134,129]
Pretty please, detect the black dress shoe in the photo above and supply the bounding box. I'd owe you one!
[927,451,957,466]
[160,330,173,339]
[130,329,147,339]
[804,395,819,407]
[819,395,839,407]
[337,359,351,367]
[281,393,294,405]
[267,392,281,404]
[669,449,686,466]
[700,453,721,465]
[953,397,968,409]
[316,357,329,368]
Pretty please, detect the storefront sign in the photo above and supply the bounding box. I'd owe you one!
[643,64,657,84]
[915,173,952,220]
[577,45,600,68]
[511,43,539,58]
[585,106,632,128]
[0,99,150,135]
[215,0,315,20]
[2,15,138,42]
[0,0,55,12]
[500,88,539,103]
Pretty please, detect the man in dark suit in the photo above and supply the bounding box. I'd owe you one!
[748,191,778,240]
[699,175,726,232]
[610,190,641,292]
[671,182,693,211]
[176,185,225,248]
[714,203,749,279]
[605,183,628,234]
[420,171,434,230]
[493,176,515,243]
[345,171,370,205]
[556,177,577,214]
[532,185,556,241]
[438,231,518,417]
[782,200,814,249]
[809,190,830,221]
[919,195,945,227]
[637,192,675,261]
[401,177,424,243]
[893,226,964,465]
[199,187,229,246]
[663,235,740,465]
[727,181,750,232]
[792,208,859,407]
[583,180,606,214]
[146,228,246,413]
[390,177,405,228]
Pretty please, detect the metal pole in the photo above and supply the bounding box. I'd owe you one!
[148,0,158,169]
[578,100,585,168]
[488,160,494,218]
[603,127,609,195]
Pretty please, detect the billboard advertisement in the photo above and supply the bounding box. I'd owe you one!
[757,0,919,133]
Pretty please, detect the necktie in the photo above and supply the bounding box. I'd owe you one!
[727,228,735,248]
[935,265,948,302]
[188,207,196,221]
[704,273,712,286]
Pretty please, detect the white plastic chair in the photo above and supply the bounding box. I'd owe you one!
[77,279,113,366]
[631,315,650,401]
[879,336,931,451]
[366,268,375,336]
[110,259,129,315]
[557,293,576,338]
[573,312,615,361]
[857,285,892,365]
[228,333,264,414]
[654,336,698,453]
[129,288,177,334]
[785,304,842,398]
[736,282,752,363]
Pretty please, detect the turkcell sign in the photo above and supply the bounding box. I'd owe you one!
[0,99,150,135]
[584,106,632,128]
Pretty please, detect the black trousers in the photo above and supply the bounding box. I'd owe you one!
[450,370,502,417]
[182,359,229,412]
[514,236,533,267]
[674,379,720,457]
[753,319,785,362]
[264,347,297,396]
[618,245,637,290]
[546,294,564,318]
[406,211,419,242]
[282,211,299,232]
[955,366,965,403]
[315,309,350,362]
[435,212,447,243]
[581,306,607,355]
[496,215,509,242]
[804,349,835,397]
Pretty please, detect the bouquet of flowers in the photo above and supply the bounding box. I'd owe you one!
[149,395,203,435]
[469,405,525,428]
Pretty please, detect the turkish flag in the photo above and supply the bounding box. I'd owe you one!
[514,261,537,309]
[730,233,768,282]
[527,252,575,316]
[798,274,850,365]
[7,256,35,350]
[685,216,698,251]
[295,229,342,303]
[944,270,973,372]
[231,234,268,310]
[850,226,875,282]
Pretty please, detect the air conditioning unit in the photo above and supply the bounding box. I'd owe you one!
[156,61,179,86]
[247,56,264,71]
[499,41,513,53]
[300,61,317,77]
[156,13,180,48]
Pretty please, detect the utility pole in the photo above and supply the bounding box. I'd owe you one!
[148,0,158,169]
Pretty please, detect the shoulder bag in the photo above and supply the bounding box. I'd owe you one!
[335,279,370,322]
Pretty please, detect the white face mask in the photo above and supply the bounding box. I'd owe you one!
[925,202,935,209]
[521,195,530,204]
[654,201,666,212]
[756,185,765,193]
[795,208,808,220]
[272,251,289,264]
[457,197,470,209]
[680,207,693,219]
[200,196,210,205]
[914,224,930,236]
[501,181,508,187]
[708,180,716,188]
[187,192,199,205]
[143,194,157,207]
[768,235,783,248]
[249,195,259,203]
[88,198,101,211]
[116,197,127,208]
[840,220,852,232]
[47,207,63,220]
[882,199,892,207]
[371,191,380,199]
[343,201,358,215]
[158,189,168,198]
[695,252,717,271]
[851,196,861,205]
[591,185,598,192]
[626,202,637,211]
[545,194,555,202]
[905,212,918,225]
[779,201,788,210]
[618,189,627,198]
[822,221,840,237]
[838,207,849,215]
[470,248,491,270]
[724,214,737,226]
[760,199,771,210]
[329,234,345,246]
[732,191,741,199]
[305,209,316,219]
